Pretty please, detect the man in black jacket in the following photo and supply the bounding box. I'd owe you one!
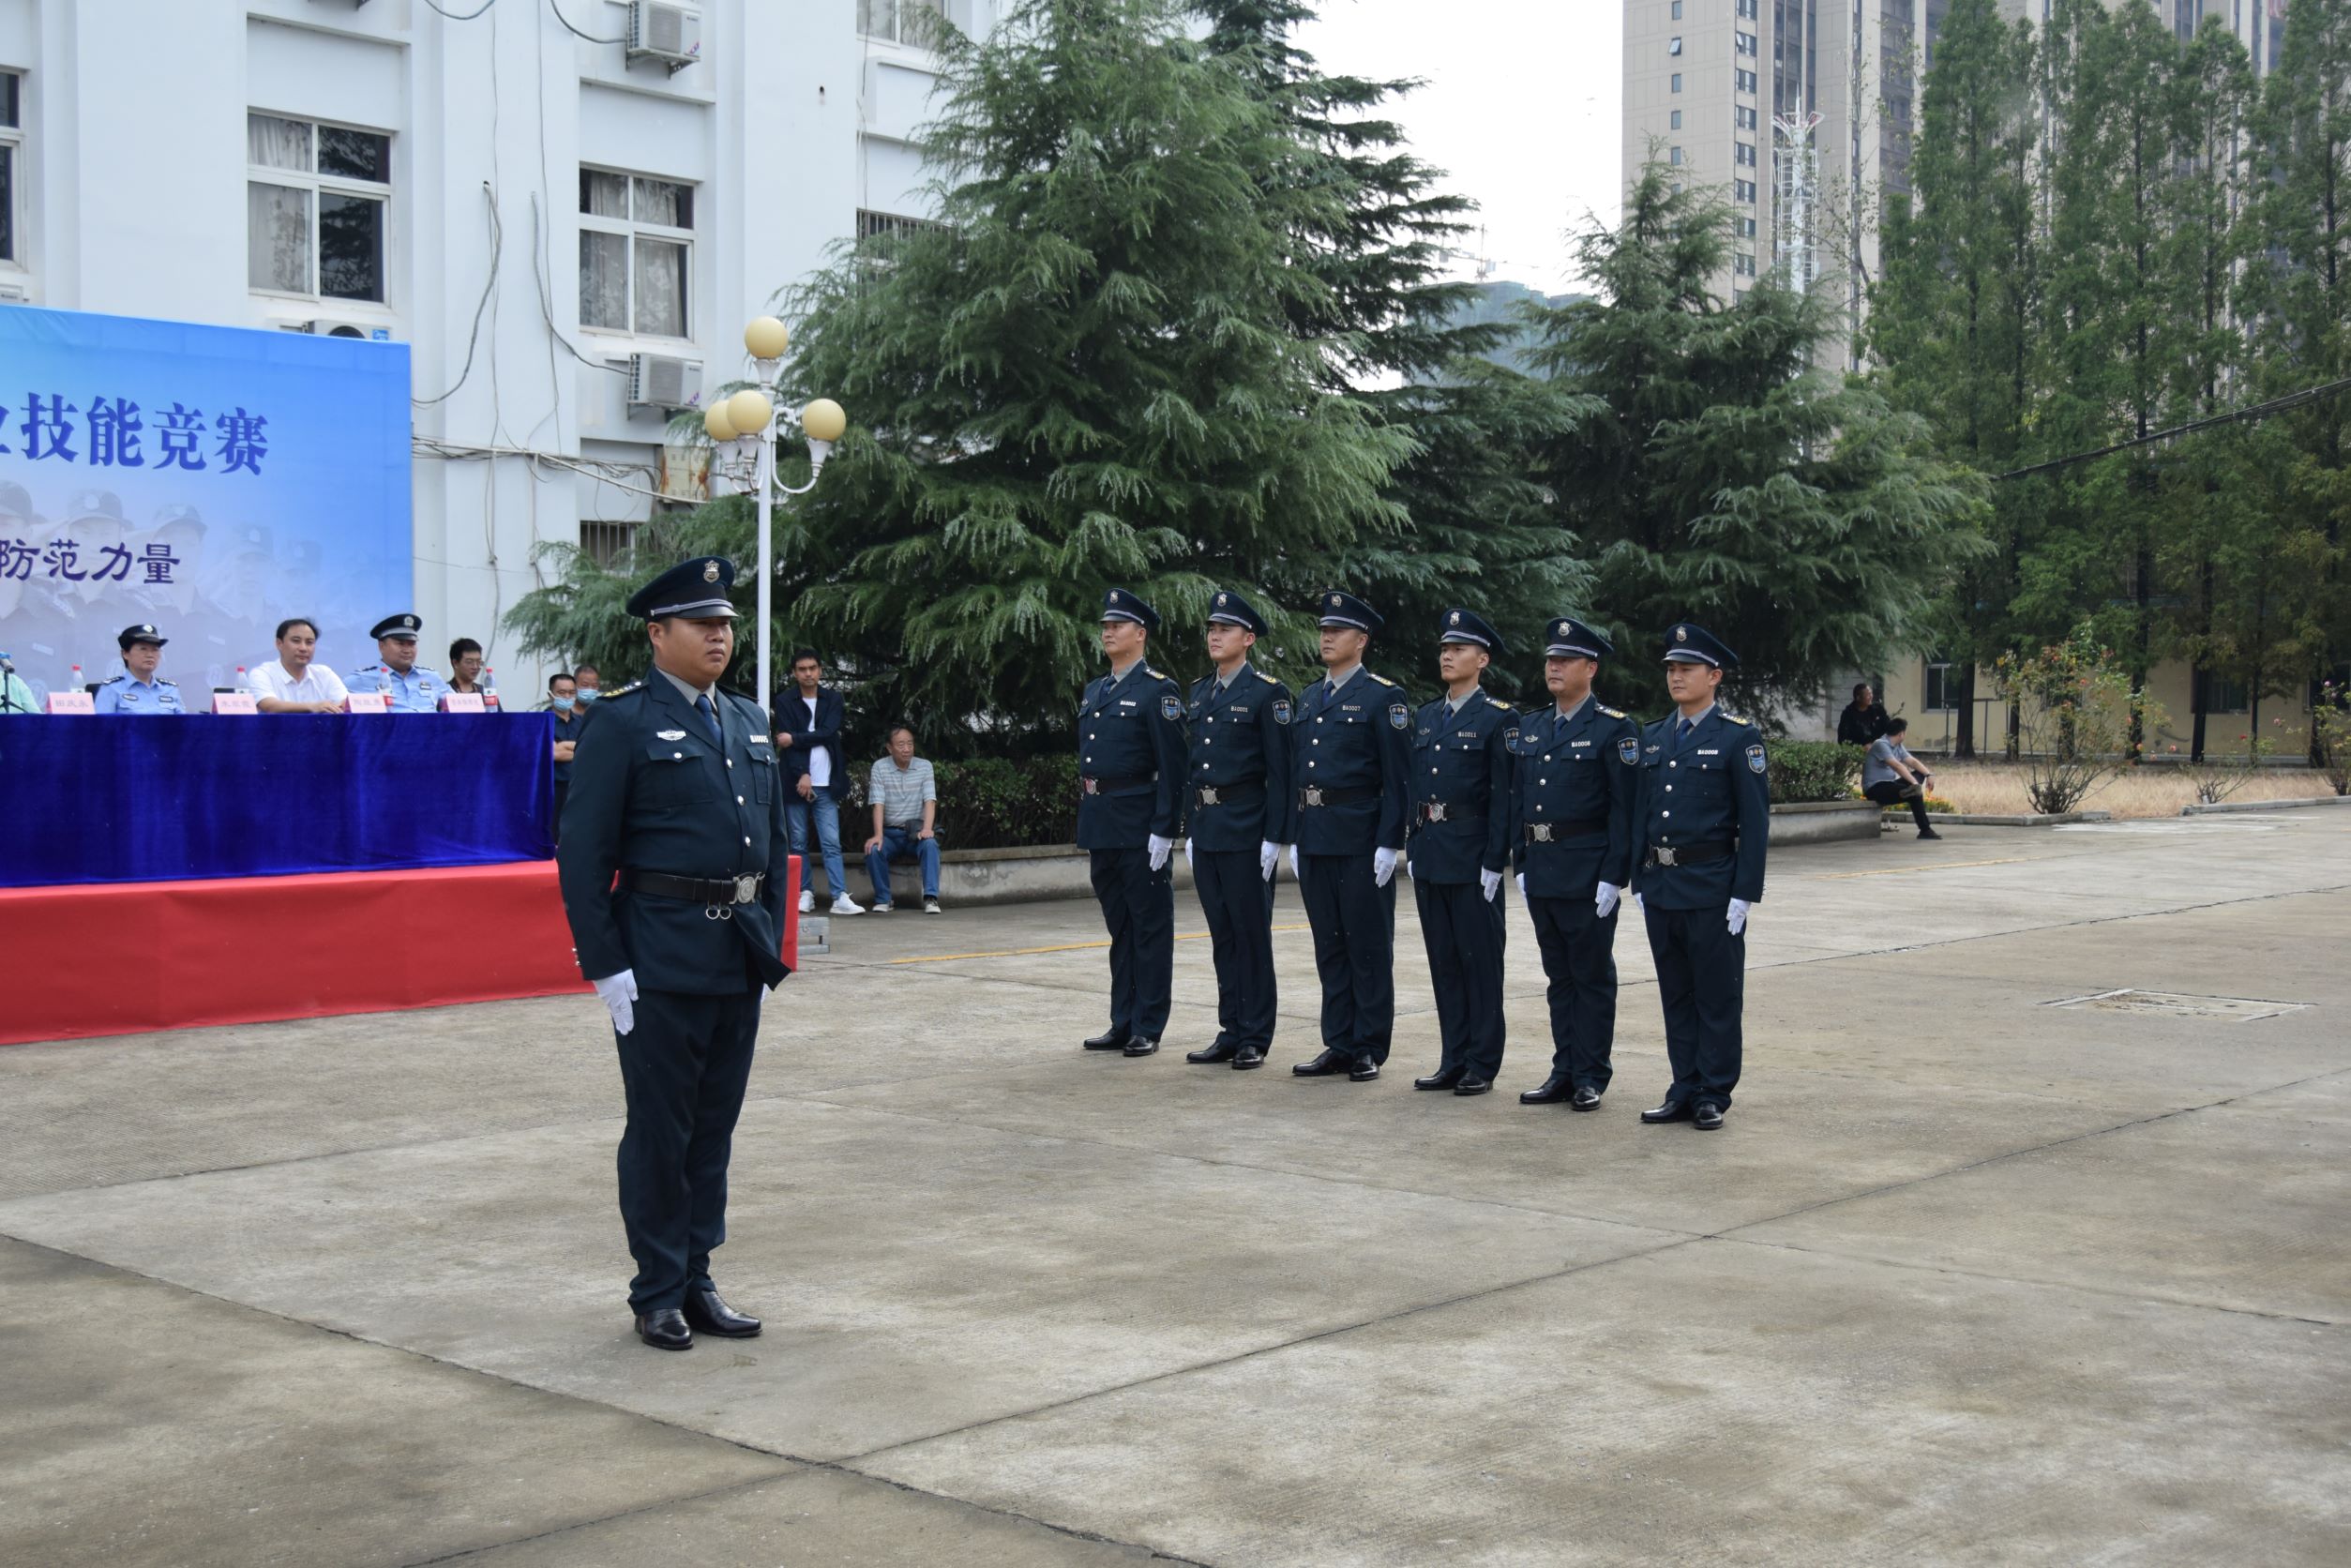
[1837,683,1891,747]
[776,647,861,915]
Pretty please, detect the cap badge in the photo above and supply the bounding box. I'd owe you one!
[1675,626,1688,643]
[140,625,155,635]
[702,562,720,582]
[1449,611,1460,626]
[403,615,417,629]
[1215,594,1227,607]
[1330,595,1342,608]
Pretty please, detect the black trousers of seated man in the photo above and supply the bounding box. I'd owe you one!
[1864,778,1933,833]
[1413,876,1506,1079]
[614,985,761,1314]
[1194,848,1277,1051]
[1089,847,1174,1043]
[1641,901,1743,1111]
[1525,892,1619,1093]
[1297,852,1398,1065]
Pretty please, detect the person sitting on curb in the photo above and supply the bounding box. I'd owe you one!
[864,724,943,914]
[1862,717,1941,839]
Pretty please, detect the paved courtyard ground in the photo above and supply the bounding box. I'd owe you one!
[3,808,2347,1566]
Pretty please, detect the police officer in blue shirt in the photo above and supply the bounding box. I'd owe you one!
[348,613,454,712]
[1290,591,1411,1082]
[1629,623,1770,1132]
[1512,618,1638,1110]
[1404,610,1518,1096]
[1078,589,1189,1059]
[93,625,187,714]
[1179,590,1296,1071]
[555,556,792,1351]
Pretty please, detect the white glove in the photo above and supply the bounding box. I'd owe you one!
[1595,882,1620,919]
[1727,897,1750,936]
[1183,837,1195,872]
[1405,858,1414,879]
[1373,847,1398,887]
[1288,845,1300,882]
[1480,867,1502,902]
[1632,891,1645,915]
[1260,840,1280,882]
[1148,834,1173,871]
[1515,871,1527,897]
[592,970,639,1036]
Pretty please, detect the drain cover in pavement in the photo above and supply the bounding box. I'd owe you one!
[2043,988,2311,1021]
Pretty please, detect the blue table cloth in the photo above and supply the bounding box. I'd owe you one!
[0,714,555,887]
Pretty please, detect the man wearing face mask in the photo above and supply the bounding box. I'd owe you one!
[547,671,583,829]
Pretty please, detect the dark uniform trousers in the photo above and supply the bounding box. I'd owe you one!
[1406,691,1517,1079]
[1291,666,1411,1066]
[616,983,761,1314]
[1091,846,1175,1042]
[1642,904,1743,1108]
[1299,852,1398,1064]
[1184,663,1294,1054]
[1195,849,1276,1049]
[1076,661,1188,1044]
[1527,893,1618,1090]
[1414,878,1505,1078]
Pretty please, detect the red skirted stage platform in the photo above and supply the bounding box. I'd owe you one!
[0,858,800,1047]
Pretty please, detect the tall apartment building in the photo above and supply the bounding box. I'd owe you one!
[0,0,994,690]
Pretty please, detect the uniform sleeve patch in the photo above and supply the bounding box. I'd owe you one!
[1746,743,1767,774]
[1162,694,1183,721]
[1619,736,1640,765]
[1272,699,1290,725]
[1388,702,1409,730]
[1503,726,1519,746]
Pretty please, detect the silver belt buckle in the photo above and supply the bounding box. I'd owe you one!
[1302,786,1325,807]
[1426,801,1450,823]
[1198,786,1222,806]
[1081,776,1100,796]
[1655,846,1679,867]
[733,874,760,904]
[1530,823,1553,843]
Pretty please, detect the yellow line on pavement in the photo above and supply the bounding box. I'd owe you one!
[1817,856,2038,880]
[890,923,1314,965]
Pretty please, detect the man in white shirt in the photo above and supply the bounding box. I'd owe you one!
[248,617,349,713]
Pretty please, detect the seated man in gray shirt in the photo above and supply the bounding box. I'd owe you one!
[864,723,943,912]
[1862,717,1940,840]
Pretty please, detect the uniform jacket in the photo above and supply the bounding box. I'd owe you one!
[775,684,845,787]
[1627,704,1770,909]
[1076,662,1186,850]
[1183,662,1295,851]
[556,675,795,993]
[1290,665,1410,856]
[93,673,186,715]
[1405,689,1516,882]
[348,663,452,713]
[1511,698,1639,897]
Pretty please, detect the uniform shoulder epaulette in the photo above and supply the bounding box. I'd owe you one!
[1600,704,1626,718]
[99,672,128,685]
[351,663,382,676]
[1368,672,1396,687]
[600,680,647,701]
[157,677,177,687]
[1256,669,1279,684]
[1487,696,1511,711]
[1721,711,1752,726]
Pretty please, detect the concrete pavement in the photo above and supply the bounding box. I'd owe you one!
[2,809,2346,1564]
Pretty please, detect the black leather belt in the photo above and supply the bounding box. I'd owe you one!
[620,869,767,904]
[1299,784,1379,807]
[1193,781,1265,807]
[1081,773,1155,795]
[1525,817,1607,843]
[1414,801,1484,828]
[1642,840,1735,868]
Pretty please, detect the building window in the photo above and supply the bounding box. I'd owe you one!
[1737,0,1757,15]
[1671,72,1683,93]
[248,113,390,303]
[1670,109,1682,129]
[1669,36,1683,55]
[1733,252,1756,277]
[1736,68,1758,93]
[1734,178,1757,203]
[1924,659,1959,712]
[0,72,21,267]
[1672,0,1683,15]
[2200,671,2249,714]
[1735,142,1757,167]
[1736,30,1758,55]
[860,0,946,45]
[580,169,694,340]
[1668,145,1683,166]
[1736,104,1758,130]
[580,520,638,566]
[1739,216,1757,237]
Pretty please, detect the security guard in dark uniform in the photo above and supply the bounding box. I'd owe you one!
[556,556,793,1350]
[1181,590,1296,1071]
[1290,591,1411,1082]
[1629,622,1770,1131]
[1405,610,1517,1096]
[1512,618,1638,1110]
[1078,589,1188,1058]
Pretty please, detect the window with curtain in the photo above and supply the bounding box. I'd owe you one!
[579,169,696,341]
[247,113,389,302]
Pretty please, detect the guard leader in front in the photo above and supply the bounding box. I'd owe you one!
[1078,589,1188,1059]
[556,555,791,1351]
[1404,609,1518,1098]
[1512,618,1638,1111]
[1289,591,1410,1083]
[1629,622,1769,1132]
[1181,590,1295,1071]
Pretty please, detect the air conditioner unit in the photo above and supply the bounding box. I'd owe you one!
[0,281,28,304]
[627,353,701,411]
[276,318,392,340]
[627,2,701,72]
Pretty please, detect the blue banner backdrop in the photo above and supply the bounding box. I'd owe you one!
[0,307,412,701]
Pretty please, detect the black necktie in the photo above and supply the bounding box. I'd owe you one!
[1678,716,1694,742]
[696,692,722,746]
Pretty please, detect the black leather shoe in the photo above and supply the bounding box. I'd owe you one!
[1519,1074,1572,1105]
[634,1308,692,1350]
[1232,1045,1266,1070]
[1348,1057,1380,1082]
[1293,1048,1348,1077]
[1187,1042,1239,1064]
[1413,1067,1465,1092]
[1454,1075,1493,1096]
[1082,1029,1130,1051]
[1571,1084,1603,1111]
[1123,1036,1160,1057]
[684,1289,761,1338]
[1919,828,1943,840]
[1641,1100,1695,1124]
[1694,1103,1726,1131]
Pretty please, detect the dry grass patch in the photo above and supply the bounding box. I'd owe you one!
[1917,763,2338,820]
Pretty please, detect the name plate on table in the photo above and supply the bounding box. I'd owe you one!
[441,693,487,713]
[344,692,389,714]
[45,691,95,714]
[212,692,259,715]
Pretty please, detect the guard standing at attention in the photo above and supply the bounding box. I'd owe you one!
[92,625,186,714]
[1077,588,1188,1059]
[1290,591,1411,1083]
[1629,622,1769,1132]
[1181,590,1296,1071]
[1513,618,1638,1110]
[556,556,792,1350]
[348,613,454,712]
[1405,610,1517,1097]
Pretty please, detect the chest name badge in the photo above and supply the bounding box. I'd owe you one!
[1696,748,1720,756]
[1572,739,1591,747]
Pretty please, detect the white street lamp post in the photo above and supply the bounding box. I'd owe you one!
[702,315,849,716]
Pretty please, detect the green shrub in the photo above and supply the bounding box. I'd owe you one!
[929,755,1081,850]
[1770,741,1864,804]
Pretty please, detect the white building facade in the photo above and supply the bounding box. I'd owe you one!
[0,0,991,691]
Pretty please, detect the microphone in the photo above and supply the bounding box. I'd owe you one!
[0,651,13,673]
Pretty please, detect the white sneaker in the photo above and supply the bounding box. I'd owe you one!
[831,896,867,915]
[924,897,942,914]
[798,889,815,913]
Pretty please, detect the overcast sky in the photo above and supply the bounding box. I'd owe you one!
[1293,0,1625,295]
